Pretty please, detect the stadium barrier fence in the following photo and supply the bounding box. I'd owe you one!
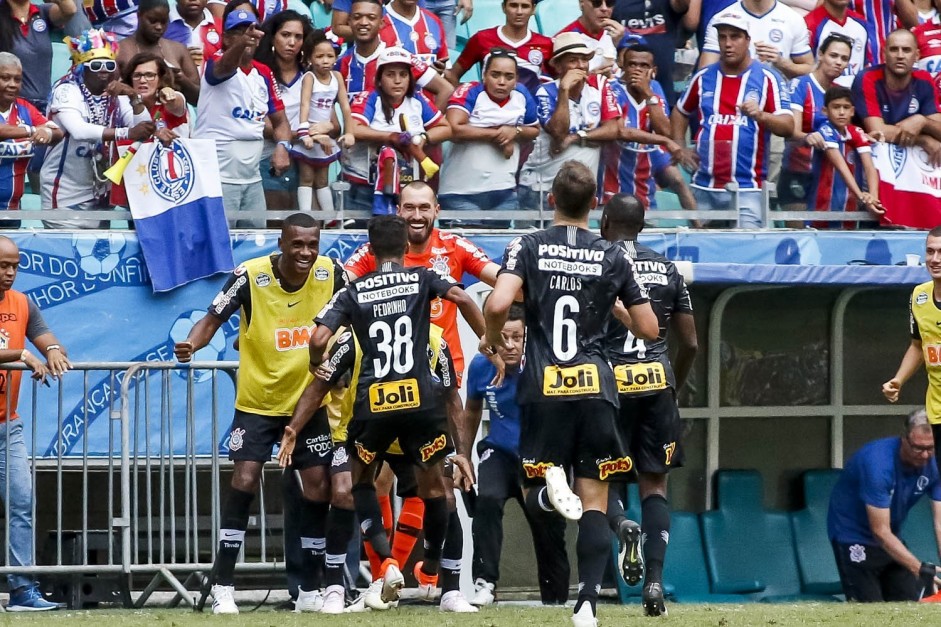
[0,361,286,609]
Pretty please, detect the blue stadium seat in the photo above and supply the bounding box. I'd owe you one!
[534,0,580,36]
[666,513,750,603]
[802,469,842,509]
[308,0,333,28]
[51,42,72,85]
[899,496,936,563]
[700,470,837,602]
[790,469,844,596]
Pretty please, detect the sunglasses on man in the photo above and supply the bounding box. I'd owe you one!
[84,60,117,73]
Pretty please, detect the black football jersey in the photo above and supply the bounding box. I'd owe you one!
[315,262,458,419]
[500,225,649,405]
[605,241,693,396]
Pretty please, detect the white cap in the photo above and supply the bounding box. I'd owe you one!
[712,11,749,33]
[376,47,413,69]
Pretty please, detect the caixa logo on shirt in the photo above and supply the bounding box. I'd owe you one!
[707,113,748,126]
[231,106,266,122]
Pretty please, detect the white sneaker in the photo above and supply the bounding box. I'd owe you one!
[470,579,495,607]
[210,584,238,615]
[571,602,597,627]
[440,590,478,613]
[546,466,583,520]
[363,579,390,610]
[294,588,323,612]
[321,585,345,614]
[381,562,405,604]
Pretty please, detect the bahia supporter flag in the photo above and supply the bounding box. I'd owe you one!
[870,142,941,229]
[125,139,234,292]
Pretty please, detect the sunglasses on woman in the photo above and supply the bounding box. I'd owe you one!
[85,60,117,73]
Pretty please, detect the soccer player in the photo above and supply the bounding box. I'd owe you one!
[483,161,658,627]
[174,213,345,615]
[279,322,474,612]
[308,214,489,610]
[827,409,941,601]
[600,194,697,617]
[805,85,884,227]
[465,302,571,607]
[444,0,553,94]
[884,226,941,463]
[344,181,499,382]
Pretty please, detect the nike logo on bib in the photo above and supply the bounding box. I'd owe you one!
[288,301,300,308]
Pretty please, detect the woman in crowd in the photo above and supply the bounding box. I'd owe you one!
[778,33,853,225]
[439,49,538,227]
[255,8,313,212]
[344,47,451,214]
[123,51,189,137]
[40,29,155,228]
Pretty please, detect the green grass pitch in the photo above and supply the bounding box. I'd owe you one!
[4,603,940,625]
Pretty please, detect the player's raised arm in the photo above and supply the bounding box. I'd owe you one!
[175,315,224,363]
[483,273,523,350]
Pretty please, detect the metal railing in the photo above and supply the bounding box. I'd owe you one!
[14,132,888,230]
[0,361,287,608]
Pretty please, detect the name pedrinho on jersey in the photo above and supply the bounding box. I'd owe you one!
[501,225,649,406]
[606,241,692,396]
[325,324,455,441]
[315,263,457,418]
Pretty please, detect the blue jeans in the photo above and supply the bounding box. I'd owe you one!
[692,187,764,229]
[424,0,457,51]
[0,420,36,591]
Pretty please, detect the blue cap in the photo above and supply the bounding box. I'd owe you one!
[224,9,256,31]
[616,33,649,52]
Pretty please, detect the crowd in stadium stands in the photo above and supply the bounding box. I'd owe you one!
[6,0,941,227]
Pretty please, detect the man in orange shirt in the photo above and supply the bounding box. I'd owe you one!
[343,181,498,594]
[0,235,71,611]
[344,180,499,383]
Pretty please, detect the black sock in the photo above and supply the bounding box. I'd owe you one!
[441,509,463,593]
[324,507,355,587]
[421,496,449,567]
[606,484,627,532]
[573,510,609,616]
[524,486,553,515]
[352,484,391,560]
[215,488,254,586]
[641,495,670,585]
[298,499,329,590]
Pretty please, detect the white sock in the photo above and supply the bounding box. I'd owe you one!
[297,186,314,211]
[316,186,334,213]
